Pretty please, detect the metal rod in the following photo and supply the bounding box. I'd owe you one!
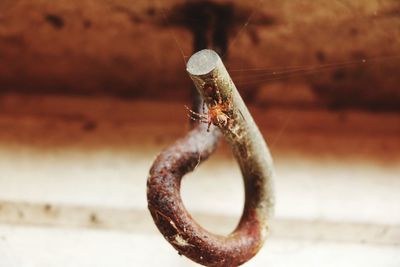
[187,49,274,222]
[147,49,274,266]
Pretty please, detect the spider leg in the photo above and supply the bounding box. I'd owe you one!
[215,86,222,105]
[187,114,208,123]
[226,116,233,128]
[187,114,198,121]
[206,113,213,132]
[184,105,207,118]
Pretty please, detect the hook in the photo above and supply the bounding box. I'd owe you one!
[147,49,275,266]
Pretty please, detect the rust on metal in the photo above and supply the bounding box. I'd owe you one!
[147,49,274,266]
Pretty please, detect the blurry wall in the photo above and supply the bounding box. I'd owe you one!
[0,0,399,110]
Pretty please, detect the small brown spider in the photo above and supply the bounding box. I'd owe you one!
[185,86,232,132]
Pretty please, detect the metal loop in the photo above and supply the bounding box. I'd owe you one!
[147,49,274,266]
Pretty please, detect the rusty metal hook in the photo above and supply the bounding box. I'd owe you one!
[147,49,274,266]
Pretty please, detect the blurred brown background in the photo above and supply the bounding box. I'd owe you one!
[0,0,399,266]
[1,0,400,110]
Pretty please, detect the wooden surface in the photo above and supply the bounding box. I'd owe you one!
[1,0,400,109]
[0,94,399,266]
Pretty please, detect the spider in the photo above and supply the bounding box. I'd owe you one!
[185,85,232,132]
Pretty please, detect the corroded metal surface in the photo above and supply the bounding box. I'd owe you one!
[147,49,274,266]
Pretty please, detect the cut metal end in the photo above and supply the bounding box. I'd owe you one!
[186,49,221,76]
